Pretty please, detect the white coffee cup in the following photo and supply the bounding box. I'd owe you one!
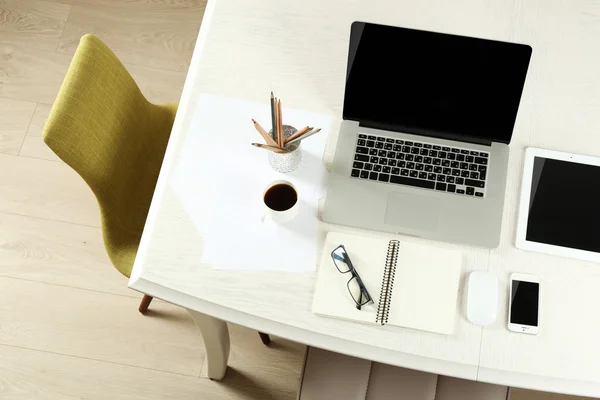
[262,180,299,223]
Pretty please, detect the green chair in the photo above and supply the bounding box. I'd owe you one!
[43,34,271,345]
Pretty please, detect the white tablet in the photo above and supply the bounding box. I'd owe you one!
[516,148,600,263]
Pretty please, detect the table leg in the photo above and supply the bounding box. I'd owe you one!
[187,310,231,380]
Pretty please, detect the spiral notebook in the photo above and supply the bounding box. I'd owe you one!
[312,232,463,334]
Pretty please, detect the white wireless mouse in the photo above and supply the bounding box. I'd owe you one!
[467,271,498,326]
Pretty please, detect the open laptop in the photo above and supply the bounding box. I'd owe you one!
[323,22,532,248]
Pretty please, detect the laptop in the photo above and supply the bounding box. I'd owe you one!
[323,22,532,248]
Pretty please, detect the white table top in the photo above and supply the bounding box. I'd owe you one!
[130,0,600,396]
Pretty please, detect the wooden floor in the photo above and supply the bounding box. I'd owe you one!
[0,1,305,399]
[0,1,593,399]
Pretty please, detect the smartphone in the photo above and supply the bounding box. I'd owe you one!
[508,273,540,335]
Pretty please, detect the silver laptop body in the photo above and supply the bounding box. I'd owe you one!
[323,121,509,248]
[322,22,532,248]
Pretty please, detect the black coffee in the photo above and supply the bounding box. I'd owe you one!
[264,184,297,211]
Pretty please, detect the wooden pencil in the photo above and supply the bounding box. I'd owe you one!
[285,128,321,146]
[274,97,279,145]
[277,99,283,147]
[251,143,288,153]
[270,92,277,142]
[252,119,278,147]
[284,126,312,144]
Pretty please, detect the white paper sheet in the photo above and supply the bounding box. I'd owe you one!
[170,94,331,271]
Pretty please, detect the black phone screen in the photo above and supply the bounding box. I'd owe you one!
[510,280,539,326]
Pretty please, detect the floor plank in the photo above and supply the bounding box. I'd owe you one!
[201,324,305,399]
[0,153,100,227]
[0,97,36,155]
[21,103,61,161]
[0,277,205,376]
[19,136,61,161]
[127,63,188,104]
[25,103,52,137]
[0,45,72,104]
[0,344,291,400]
[57,3,201,71]
[0,0,71,52]
[0,212,134,297]
[55,0,206,23]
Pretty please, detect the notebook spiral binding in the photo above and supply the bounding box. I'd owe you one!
[376,240,400,325]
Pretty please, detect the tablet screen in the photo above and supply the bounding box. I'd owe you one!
[527,157,600,252]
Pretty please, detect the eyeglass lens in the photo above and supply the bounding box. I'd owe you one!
[332,246,351,273]
[348,276,371,305]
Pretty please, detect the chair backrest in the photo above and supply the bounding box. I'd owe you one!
[43,34,177,276]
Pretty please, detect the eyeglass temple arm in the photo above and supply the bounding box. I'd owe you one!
[353,272,374,302]
[356,291,363,310]
[333,247,373,308]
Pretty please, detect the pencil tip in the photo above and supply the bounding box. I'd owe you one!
[251,118,256,123]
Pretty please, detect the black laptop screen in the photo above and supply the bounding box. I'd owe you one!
[343,22,532,144]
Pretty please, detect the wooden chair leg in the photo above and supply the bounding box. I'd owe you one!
[138,295,153,314]
[258,332,271,345]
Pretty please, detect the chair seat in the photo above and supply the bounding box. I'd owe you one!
[297,347,508,400]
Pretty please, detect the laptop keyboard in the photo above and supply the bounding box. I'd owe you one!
[351,134,489,197]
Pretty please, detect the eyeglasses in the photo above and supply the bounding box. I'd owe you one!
[331,244,374,310]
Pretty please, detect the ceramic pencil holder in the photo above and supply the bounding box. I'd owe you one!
[268,125,302,173]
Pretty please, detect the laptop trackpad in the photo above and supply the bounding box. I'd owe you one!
[385,192,439,231]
